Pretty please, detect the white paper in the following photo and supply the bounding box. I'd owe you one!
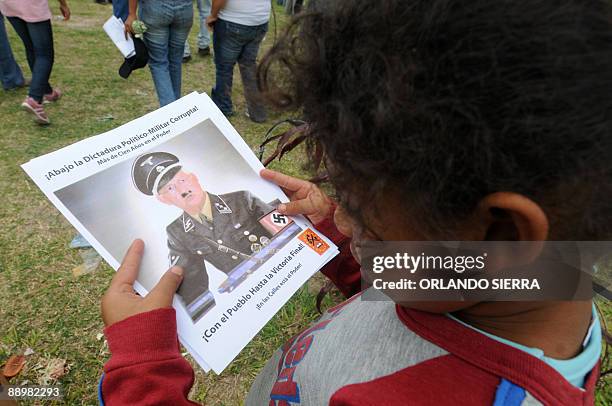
[103,15,135,58]
[22,92,338,373]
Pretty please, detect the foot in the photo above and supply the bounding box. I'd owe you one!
[182,55,192,63]
[245,109,266,123]
[21,97,50,125]
[3,78,30,91]
[198,47,211,57]
[43,88,62,104]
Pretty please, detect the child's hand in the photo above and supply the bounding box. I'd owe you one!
[260,169,334,224]
[101,239,183,327]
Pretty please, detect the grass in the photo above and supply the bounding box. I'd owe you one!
[0,1,610,405]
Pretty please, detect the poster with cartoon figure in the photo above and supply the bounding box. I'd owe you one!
[22,92,338,373]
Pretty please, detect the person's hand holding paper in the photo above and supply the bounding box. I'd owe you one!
[101,240,184,327]
[103,15,135,58]
[261,169,335,224]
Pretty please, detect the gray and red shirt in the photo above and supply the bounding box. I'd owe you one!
[100,217,600,405]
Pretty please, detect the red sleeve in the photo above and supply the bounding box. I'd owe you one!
[314,214,362,298]
[101,308,199,406]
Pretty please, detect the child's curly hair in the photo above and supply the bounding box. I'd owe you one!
[258,0,612,240]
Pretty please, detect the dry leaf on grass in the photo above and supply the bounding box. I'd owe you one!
[40,358,67,384]
[1,355,25,378]
[23,348,35,356]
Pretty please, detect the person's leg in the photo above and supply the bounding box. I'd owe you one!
[183,40,191,59]
[7,17,35,77]
[25,20,54,102]
[211,19,245,116]
[168,1,193,100]
[237,23,267,122]
[284,0,295,15]
[294,0,304,13]
[7,17,51,123]
[196,0,211,51]
[141,0,175,106]
[0,14,25,90]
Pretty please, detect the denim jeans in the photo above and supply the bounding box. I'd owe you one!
[0,13,24,90]
[211,19,268,121]
[183,0,211,57]
[140,0,193,106]
[6,17,53,102]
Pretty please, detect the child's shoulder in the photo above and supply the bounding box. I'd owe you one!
[248,291,448,405]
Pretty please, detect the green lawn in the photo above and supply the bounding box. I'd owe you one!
[0,1,610,405]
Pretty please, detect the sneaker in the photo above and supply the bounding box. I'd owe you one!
[182,55,192,63]
[21,97,50,125]
[245,109,266,123]
[198,47,211,57]
[43,88,62,104]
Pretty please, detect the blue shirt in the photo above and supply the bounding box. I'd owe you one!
[448,305,601,388]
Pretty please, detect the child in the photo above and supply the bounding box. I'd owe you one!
[99,0,610,404]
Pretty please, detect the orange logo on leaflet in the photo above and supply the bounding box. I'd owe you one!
[298,229,330,255]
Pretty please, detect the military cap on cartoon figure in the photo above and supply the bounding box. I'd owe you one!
[131,152,275,321]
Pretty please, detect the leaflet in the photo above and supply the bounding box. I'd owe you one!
[103,15,135,58]
[22,92,338,373]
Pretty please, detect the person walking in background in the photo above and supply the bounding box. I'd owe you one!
[0,0,70,125]
[283,0,304,15]
[124,0,193,107]
[182,0,211,63]
[0,12,26,91]
[207,0,270,123]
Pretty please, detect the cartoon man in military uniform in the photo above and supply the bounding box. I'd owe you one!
[131,152,277,322]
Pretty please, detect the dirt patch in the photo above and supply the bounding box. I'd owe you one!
[54,15,106,30]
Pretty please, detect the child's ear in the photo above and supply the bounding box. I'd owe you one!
[464,192,549,271]
[477,192,549,242]
[473,192,549,269]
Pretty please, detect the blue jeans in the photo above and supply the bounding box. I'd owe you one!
[6,17,53,102]
[0,14,25,90]
[140,0,193,106]
[211,19,268,121]
[183,0,211,57]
